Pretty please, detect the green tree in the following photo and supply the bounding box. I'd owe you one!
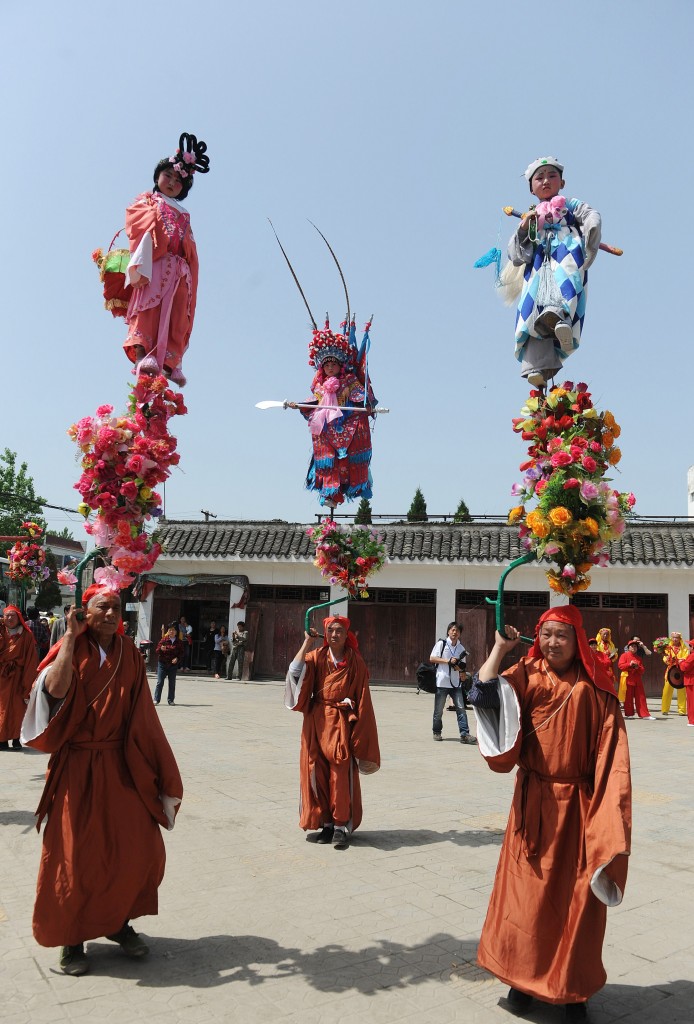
[53,527,75,541]
[453,499,473,523]
[0,449,46,555]
[354,498,373,525]
[35,550,62,612]
[407,487,428,523]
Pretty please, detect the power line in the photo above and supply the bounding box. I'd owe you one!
[0,490,78,516]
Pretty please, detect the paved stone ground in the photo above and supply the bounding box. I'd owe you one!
[1,676,693,1023]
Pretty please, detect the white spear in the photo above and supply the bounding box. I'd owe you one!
[256,400,389,413]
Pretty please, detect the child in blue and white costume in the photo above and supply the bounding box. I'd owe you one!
[506,157,601,387]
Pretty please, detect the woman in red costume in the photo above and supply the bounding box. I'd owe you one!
[618,639,656,720]
[0,605,38,750]
[123,133,210,387]
[470,605,631,1022]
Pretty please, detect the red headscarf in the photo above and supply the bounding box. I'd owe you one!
[2,605,32,634]
[529,605,616,696]
[36,587,125,672]
[323,614,359,651]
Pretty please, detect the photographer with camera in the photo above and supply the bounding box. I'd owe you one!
[431,622,477,744]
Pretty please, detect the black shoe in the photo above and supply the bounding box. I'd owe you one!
[433,733,443,742]
[168,700,175,706]
[0,741,9,751]
[460,734,478,745]
[60,943,89,975]
[11,739,22,750]
[309,825,334,844]
[332,827,350,850]
[507,987,533,1014]
[565,1003,588,1022]
[106,923,149,958]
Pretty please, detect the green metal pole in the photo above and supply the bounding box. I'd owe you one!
[485,551,537,644]
[304,594,349,635]
[74,548,107,609]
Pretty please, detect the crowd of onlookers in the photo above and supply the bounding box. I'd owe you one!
[152,617,248,705]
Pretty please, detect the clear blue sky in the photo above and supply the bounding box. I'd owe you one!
[4,1,692,536]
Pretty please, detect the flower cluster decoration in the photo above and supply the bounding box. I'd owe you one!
[652,637,674,655]
[6,522,50,588]
[307,520,387,598]
[68,375,186,590]
[507,382,635,595]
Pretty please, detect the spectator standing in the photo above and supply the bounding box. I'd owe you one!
[431,622,476,744]
[226,621,248,681]
[178,616,193,672]
[204,621,217,672]
[26,606,51,661]
[213,626,229,679]
[154,623,184,706]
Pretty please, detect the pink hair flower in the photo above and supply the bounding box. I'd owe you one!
[182,151,196,164]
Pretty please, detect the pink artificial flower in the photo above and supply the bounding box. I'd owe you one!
[510,482,524,496]
[544,542,561,555]
[96,404,114,417]
[551,451,573,468]
[627,492,636,507]
[580,480,599,501]
[563,478,581,489]
[57,568,77,587]
[182,151,195,164]
[120,480,139,501]
[582,455,597,473]
[561,564,577,578]
[94,565,131,591]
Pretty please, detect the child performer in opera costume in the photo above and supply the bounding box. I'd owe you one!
[287,317,376,508]
[503,156,601,388]
[123,133,210,386]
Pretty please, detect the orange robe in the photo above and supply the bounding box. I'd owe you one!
[123,191,199,372]
[0,627,38,741]
[285,646,380,830]
[21,633,182,947]
[474,657,631,1005]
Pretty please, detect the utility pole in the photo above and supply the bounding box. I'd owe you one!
[200,510,218,523]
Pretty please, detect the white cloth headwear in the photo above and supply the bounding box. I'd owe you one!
[524,156,564,182]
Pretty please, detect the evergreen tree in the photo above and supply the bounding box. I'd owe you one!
[0,449,46,555]
[354,498,373,525]
[453,499,473,523]
[407,487,428,523]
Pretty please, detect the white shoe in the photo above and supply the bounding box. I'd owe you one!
[687,723,694,727]
[554,321,574,353]
[624,715,634,719]
[643,716,656,721]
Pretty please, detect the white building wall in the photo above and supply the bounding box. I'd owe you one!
[149,553,691,637]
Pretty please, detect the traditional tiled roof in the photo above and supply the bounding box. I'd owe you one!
[154,520,694,567]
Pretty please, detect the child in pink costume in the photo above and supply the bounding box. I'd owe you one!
[124,133,210,387]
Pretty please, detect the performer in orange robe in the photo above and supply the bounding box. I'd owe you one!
[285,615,380,849]
[21,586,182,976]
[0,605,38,749]
[123,133,209,386]
[469,605,631,1018]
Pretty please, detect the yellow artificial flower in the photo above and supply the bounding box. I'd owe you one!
[578,562,594,573]
[582,517,600,537]
[608,447,622,465]
[582,408,598,419]
[523,397,540,414]
[508,506,524,525]
[526,510,550,537]
[139,486,152,500]
[549,506,573,527]
[77,502,90,518]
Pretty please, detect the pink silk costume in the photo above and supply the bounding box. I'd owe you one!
[474,606,631,1005]
[301,369,374,507]
[123,191,199,373]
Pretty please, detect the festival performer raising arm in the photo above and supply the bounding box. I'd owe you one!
[287,318,376,508]
[123,133,210,386]
[285,616,380,850]
[468,606,631,1021]
[506,157,601,388]
[661,631,688,716]
[0,606,38,750]
[21,587,182,977]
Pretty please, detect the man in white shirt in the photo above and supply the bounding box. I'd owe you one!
[431,622,477,744]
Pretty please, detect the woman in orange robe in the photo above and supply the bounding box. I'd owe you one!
[469,605,631,1019]
[285,615,380,849]
[21,586,182,976]
[0,605,38,749]
[123,133,209,386]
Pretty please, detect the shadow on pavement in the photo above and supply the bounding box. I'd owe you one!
[0,809,37,832]
[81,933,481,993]
[354,828,504,850]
